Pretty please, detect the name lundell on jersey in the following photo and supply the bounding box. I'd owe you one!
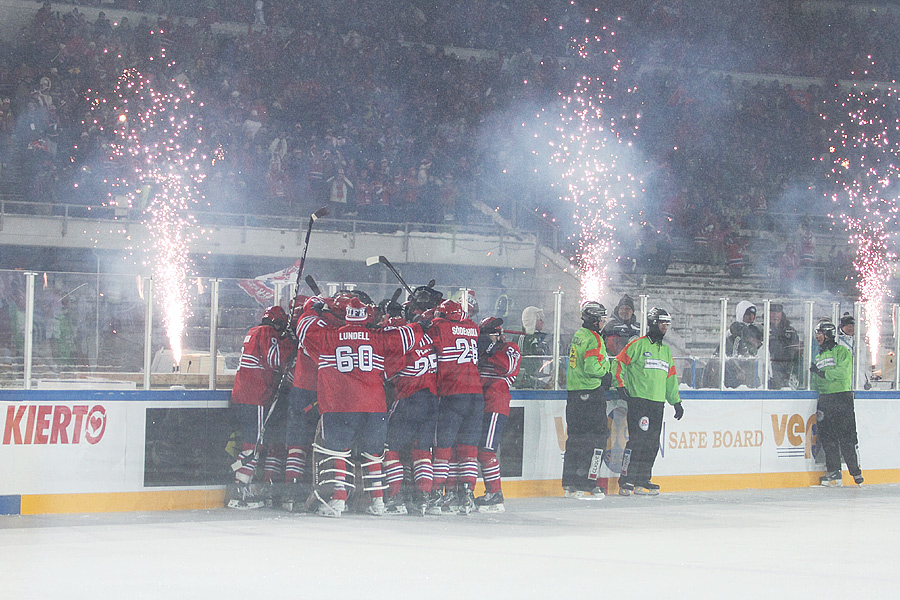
[339,331,371,341]
[451,326,478,337]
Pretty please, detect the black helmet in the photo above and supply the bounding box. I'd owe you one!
[647,307,671,328]
[581,301,607,322]
[410,283,443,311]
[479,316,504,335]
[334,289,375,306]
[816,320,837,339]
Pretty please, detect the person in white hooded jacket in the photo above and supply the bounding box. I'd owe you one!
[515,306,550,388]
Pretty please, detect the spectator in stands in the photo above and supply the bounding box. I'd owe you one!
[768,303,800,389]
[778,243,800,294]
[724,228,746,278]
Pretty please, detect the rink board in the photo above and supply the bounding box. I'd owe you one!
[1,389,899,514]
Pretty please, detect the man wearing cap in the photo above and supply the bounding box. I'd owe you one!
[837,313,855,354]
[601,294,641,358]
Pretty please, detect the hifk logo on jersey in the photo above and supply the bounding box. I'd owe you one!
[3,404,107,445]
[770,412,818,459]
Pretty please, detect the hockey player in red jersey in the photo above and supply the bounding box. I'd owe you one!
[298,295,425,517]
[276,295,333,511]
[382,306,439,516]
[227,305,290,509]
[427,298,485,515]
[475,317,520,512]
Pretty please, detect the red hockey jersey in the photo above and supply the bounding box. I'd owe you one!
[429,316,483,395]
[478,341,521,415]
[292,311,326,391]
[300,320,423,413]
[231,323,285,407]
[391,332,438,400]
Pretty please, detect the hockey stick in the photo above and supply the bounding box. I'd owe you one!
[365,255,413,295]
[295,206,330,287]
[304,274,322,297]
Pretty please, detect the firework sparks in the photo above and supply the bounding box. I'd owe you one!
[547,26,641,303]
[91,47,206,366]
[824,74,900,367]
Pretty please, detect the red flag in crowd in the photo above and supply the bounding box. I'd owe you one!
[237,260,300,305]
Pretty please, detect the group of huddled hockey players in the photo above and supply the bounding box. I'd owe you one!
[227,281,521,517]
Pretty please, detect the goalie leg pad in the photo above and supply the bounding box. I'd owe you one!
[231,446,259,484]
[360,451,388,497]
[313,443,354,501]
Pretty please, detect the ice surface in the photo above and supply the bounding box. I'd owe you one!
[4,485,899,599]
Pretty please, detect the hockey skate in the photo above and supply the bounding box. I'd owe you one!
[565,486,605,500]
[314,490,346,517]
[820,471,843,487]
[279,481,313,512]
[440,488,461,515]
[618,482,634,496]
[426,489,445,515]
[634,481,660,496]
[458,484,476,515]
[383,492,408,515]
[365,496,386,516]
[475,491,505,513]
[853,474,864,486]
[407,490,429,517]
[225,483,266,510]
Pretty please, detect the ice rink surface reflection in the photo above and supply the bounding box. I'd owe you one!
[4,485,899,599]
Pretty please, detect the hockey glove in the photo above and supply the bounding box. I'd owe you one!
[417,317,433,331]
[673,402,684,420]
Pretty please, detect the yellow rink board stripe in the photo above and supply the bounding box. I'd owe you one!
[499,468,900,497]
[21,489,227,515]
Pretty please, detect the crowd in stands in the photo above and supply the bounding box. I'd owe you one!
[0,0,895,284]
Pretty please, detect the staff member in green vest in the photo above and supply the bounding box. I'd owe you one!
[562,301,612,499]
[615,307,684,496]
[811,320,864,486]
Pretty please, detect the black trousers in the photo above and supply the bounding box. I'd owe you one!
[817,391,861,476]
[620,396,664,486]
[562,387,609,491]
